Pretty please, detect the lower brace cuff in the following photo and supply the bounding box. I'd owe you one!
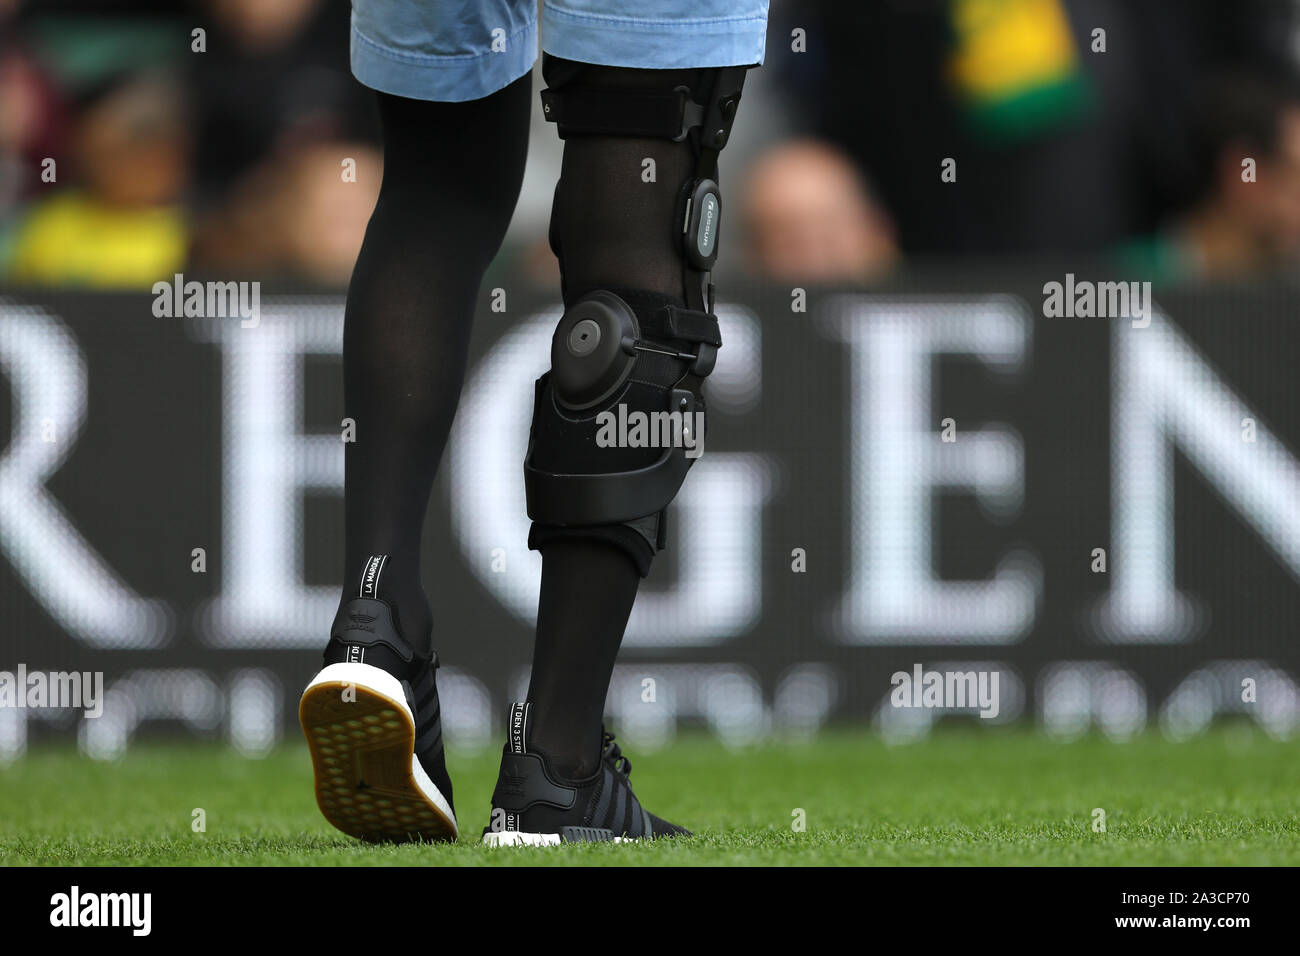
[528,522,655,578]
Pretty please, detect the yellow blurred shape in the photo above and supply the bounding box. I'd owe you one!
[948,0,1079,101]
[8,192,186,289]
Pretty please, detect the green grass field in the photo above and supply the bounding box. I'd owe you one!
[2,727,1297,866]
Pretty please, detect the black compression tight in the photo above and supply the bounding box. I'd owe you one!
[341,77,531,653]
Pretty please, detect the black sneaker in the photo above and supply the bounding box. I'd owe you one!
[299,555,456,843]
[481,702,690,846]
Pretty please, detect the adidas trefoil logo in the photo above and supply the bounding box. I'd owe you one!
[500,770,529,796]
[345,611,377,634]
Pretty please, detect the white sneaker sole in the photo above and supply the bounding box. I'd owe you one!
[481,831,635,847]
[299,662,457,843]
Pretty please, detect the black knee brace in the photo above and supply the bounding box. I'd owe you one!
[524,55,750,575]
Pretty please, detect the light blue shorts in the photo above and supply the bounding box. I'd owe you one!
[351,0,770,102]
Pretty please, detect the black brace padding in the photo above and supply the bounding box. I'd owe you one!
[540,85,703,141]
[525,384,699,527]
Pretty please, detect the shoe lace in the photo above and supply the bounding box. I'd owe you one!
[601,729,632,777]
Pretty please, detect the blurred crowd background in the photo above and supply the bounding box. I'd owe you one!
[2,0,1300,291]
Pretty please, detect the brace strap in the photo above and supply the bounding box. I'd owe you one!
[540,85,703,141]
[653,304,721,347]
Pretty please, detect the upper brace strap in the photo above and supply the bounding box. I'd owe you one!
[540,85,704,141]
[653,304,722,347]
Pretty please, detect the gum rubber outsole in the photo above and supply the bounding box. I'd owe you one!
[299,678,457,844]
